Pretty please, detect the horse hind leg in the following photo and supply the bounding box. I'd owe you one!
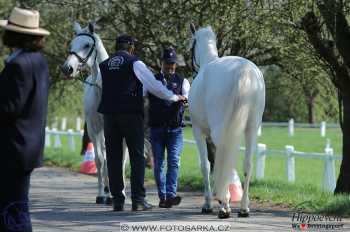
[212,137,238,219]
[206,137,216,174]
[192,126,213,213]
[144,138,154,168]
[238,119,259,217]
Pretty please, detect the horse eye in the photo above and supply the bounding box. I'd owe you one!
[84,44,90,49]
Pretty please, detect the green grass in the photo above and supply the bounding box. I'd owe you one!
[44,136,82,170]
[43,126,350,216]
[181,126,342,189]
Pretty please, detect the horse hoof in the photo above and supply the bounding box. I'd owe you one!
[105,196,113,205]
[238,211,250,217]
[201,208,213,214]
[96,196,106,204]
[218,210,230,219]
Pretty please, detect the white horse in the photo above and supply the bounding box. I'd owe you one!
[188,24,265,219]
[61,22,112,204]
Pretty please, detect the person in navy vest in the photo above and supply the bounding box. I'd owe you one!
[148,47,190,208]
[98,35,186,212]
[0,7,50,232]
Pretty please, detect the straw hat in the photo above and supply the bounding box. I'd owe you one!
[0,7,50,36]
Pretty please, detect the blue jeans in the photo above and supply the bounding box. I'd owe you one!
[150,127,183,200]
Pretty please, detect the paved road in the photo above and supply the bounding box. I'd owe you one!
[30,167,349,232]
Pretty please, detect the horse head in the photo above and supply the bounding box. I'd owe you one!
[189,23,218,71]
[189,23,200,72]
[61,22,100,78]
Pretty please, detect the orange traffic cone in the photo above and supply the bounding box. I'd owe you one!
[79,142,97,174]
[229,169,243,203]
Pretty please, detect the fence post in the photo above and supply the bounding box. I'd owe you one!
[285,145,295,183]
[256,143,266,180]
[52,128,62,148]
[67,129,76,151]
[45,127,51,147]
[257,125,262,137]
[320,121,326,137]
[76,117,82,131]
[288,119,294,137]
[323,148,336,192]
[61,117,67,131]
[51,117,58,129]
[325,138,331,150]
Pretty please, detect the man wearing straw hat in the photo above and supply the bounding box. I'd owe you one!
[0,7,50,232]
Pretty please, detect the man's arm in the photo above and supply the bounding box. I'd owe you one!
[133,61,180,101]
[182,78,190,99]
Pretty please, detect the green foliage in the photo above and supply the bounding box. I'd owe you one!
[0,0,342,123]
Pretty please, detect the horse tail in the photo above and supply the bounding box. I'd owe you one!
[212,65,255,201]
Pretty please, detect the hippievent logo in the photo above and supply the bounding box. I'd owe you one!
[291,212,344,231]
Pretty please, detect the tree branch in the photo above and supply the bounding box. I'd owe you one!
[300,11,349,89]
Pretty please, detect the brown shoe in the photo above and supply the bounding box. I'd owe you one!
[165,196,181,208]
[159,199,169,208]
[132,200,153,211]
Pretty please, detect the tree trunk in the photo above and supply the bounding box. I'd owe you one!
[307,97,315,124]
[300,7,350,194]
[335,91,350,193]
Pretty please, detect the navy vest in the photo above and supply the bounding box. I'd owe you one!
[148,73,184,128]
[98,51,143,114]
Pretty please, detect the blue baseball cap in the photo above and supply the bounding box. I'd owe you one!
[116,34,135,45]
[162,47,177,64]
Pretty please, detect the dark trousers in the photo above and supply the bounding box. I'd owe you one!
[0,171,32,232]
[104,114,146,203]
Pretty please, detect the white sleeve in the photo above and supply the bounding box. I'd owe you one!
[133,61,179,101]
[182,78,190,99]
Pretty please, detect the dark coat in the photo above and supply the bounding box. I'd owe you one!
[148,73,184,128]
[98,51,143,115]
[0,51,49,173]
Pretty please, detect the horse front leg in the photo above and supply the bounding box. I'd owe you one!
[93,139,105,204]
[192,126,212,213]
[100,134,113,205]
[122,139,128,197]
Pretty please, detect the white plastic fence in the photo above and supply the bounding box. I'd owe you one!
[46,128,341,192]
[167,139,340,192]
[45,127,83,151]
[254,143,340,192]
[50,117,83,132]
[56,117,339,137]
[184,118,339,137]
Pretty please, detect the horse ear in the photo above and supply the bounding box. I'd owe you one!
[190,23,196,35]
[88,22,95,34]
[93,18,103,31]
[73,22,82,34]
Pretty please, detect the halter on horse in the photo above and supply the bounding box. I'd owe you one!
[188,24,265,219]
[61,22,154,204]
[62,22,112,204]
